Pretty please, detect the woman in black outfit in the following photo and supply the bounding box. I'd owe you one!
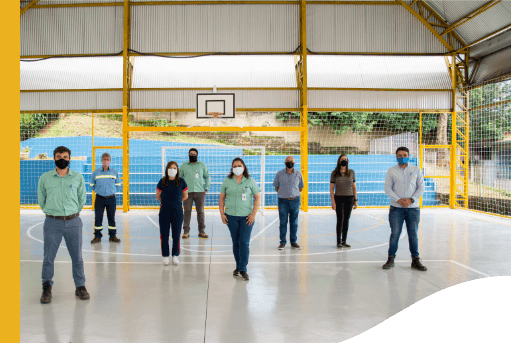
[330,154,358,248]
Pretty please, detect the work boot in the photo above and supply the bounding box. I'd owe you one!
[233,268,240,276]
[109,235,121,243]
[90,237,101,244]
[411,257,428,271]
[182,232,190,239]
[75,286,90,300]
[382,256,395,270]
[239,271,249,281]
[198,232,209,238]
[291,243,301,250]
[341,242,351,248]
[40,281,52,304]
[278,243,285,250]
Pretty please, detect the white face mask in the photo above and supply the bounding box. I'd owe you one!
[168,168,178,177]
[233,166,244,176]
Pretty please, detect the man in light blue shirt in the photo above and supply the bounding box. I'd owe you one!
[90,152,122,244]
[273,156,304,250]
[383,146,427,271]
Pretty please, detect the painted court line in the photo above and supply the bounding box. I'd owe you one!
[250,217,279,242]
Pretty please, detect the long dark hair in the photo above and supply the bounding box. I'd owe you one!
[334,154,351,177]
[228,157,250,179]
[162,161,181,187]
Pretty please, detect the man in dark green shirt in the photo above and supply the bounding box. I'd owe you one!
[37,146,90,304]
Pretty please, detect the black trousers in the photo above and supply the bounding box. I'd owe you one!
[334,195,354,244]
[94,195,116,237]
[159,204,184,257]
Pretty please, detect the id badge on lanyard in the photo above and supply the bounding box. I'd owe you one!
[242,188,247,201]
[195,170,199,179]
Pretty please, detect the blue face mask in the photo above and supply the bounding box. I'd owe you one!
[397,157,409,165]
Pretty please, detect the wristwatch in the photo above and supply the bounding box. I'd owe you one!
[410,198,415,203]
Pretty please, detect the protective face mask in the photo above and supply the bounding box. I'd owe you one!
[168,169,178,177]
[189,155,198,163]
[55,158,70,169]
[285,162,295,169]
[103,161,110,167]
[340,160,348,167]
[233,167,244,176]
[397,157,410,165]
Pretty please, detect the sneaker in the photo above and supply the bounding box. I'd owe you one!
[198,232,209,238]
[239,271,249,281]
[40,281,52,304]
[291,243,301,250]
[90,237,101,244]
[337,243,342,248]
[278,243,285,250]
[75,286,90,300]
[182,232,190,239]
[382,256,395,270]
[109,235,121,243]
[411,257,427,271]
[341,242,351,248]
[233,268,240,276]
[172,256,179,265]
[163,257,170,265]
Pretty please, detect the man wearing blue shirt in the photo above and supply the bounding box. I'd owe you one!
[383,147,427,271]
[90,152,122,243]
[273,156,304,250]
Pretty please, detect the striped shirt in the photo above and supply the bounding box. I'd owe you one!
[90,167,121,197]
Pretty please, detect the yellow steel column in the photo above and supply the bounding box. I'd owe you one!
[122,0,130,212]
[300,0,309,212]
[92,113,95,210]
[450,54,457,209]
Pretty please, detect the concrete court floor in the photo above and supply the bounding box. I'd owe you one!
[20,208,511,343]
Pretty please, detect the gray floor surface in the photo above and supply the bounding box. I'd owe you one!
[20,208,511,343]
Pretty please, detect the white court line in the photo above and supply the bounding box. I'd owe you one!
[250,217,279,242]
[448,260,490,277]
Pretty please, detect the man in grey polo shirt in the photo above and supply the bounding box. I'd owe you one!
[37,146,90,304]
[273,156,304,250]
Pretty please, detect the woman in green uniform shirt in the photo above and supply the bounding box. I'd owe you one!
[219,158,261,281]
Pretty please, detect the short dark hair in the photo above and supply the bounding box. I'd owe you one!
[53,146,71,158]
[395,147,410,155]
[189,148,198,155]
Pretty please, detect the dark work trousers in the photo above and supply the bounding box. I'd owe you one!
[94,195,116,238]
[334,195,354,244]
[159,204,184,257]
[183,192,206,234]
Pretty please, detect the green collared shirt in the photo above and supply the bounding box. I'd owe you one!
[37,168,87,216]
[180,161,211,192]
[220,176,261,217]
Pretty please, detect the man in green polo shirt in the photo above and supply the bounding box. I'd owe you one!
[180,148,211,238]
[37,146,90,304]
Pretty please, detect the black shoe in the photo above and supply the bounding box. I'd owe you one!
[341,242,351,248]
[278,243,285,250]
[411,257,427,271]
[75,286,90,300]
[382,256,395,270]
[239,271,249,281]
[233,268,240,276]
[291,243,301,250]
[40,281,52,304]
[337,243,342,248]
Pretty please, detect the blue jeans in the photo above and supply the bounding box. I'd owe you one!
[278,197,300,245]
[226,214,254,272]
[388,206,420,258]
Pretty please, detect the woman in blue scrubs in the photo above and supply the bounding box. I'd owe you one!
[156,161,188,265]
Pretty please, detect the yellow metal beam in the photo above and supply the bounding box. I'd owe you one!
[308,108,446,112]
[128,126,304,132]
[122,0,130,212]
[130,108,301,112]
[20,109,123,114]
[397,0,454,51]
[20,0,40,16]
[299,0,309,212]
[441,1,501,37]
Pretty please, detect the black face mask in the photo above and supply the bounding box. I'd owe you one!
[189,155,198,163]
[340,160,348,167]
[55,158,70,169]
[285,162,295,169]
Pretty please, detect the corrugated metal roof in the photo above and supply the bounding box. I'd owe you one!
[21,6,123,56]
[308,90,451,110]
[425,1,511,46]
[132,56,296,88]
[307,4,449,53]
[130,4,299,53]
[472,45,511,84]
[20,57,123,90]
[308,55,451,89]
[20,91,123,112]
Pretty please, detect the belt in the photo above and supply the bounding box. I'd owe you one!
[46,212,80,221]
[97,194,115,199]
[282,196,299,201]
